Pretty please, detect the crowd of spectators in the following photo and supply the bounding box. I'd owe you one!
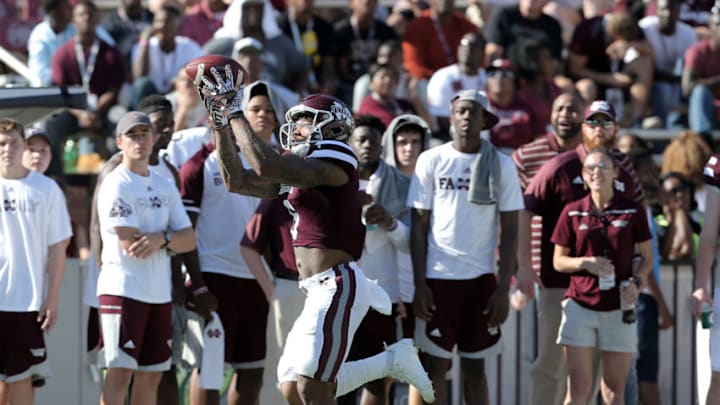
[6,0,720,403]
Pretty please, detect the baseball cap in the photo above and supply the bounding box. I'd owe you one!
[450,89,500,130]
[486,59,515,72]
[24,126,51,144]
[584,100,617,122]
[233,37,264,56]
[116,111,152,137]
[393,114,429,135]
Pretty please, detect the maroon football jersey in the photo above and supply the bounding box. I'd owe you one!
[284,140,366,261]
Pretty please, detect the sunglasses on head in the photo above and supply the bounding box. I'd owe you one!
[584,119,615,129]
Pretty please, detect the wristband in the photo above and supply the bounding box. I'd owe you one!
[139,39,149,47]
[192,286,209,297]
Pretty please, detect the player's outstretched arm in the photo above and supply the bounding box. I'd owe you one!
[211,123,279,198]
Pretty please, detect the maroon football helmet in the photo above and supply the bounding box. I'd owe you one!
[279,94,355,150]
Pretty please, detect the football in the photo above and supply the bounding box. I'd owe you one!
[184,54,247,87]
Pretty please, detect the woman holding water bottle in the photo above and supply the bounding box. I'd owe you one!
[551,147,653,405]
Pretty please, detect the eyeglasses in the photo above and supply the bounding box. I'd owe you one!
[487,70,514,79]
[583,162,612,173]
[584,119,615,129]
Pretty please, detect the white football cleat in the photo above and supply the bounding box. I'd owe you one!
[386,339,435,403]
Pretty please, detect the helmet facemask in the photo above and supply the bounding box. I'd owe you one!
[279,96,354,157]
[280,105,333,155]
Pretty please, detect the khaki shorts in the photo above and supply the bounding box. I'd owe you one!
[557,299,637,353]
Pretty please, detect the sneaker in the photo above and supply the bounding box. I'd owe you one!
[386,339,435,403]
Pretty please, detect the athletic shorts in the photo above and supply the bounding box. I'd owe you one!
[346,304,398,361]
[184,273,269,369]
[415,274,502,359]
[97,295,172,371]
[0,311,48,383]
[557,298,637,353]
[277,263,391,383]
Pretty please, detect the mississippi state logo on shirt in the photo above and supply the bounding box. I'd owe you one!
[109,198,132,218]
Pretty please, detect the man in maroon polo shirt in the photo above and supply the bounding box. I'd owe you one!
[47,0,125,177]
[512,91,585,404]
[522,99,644,405]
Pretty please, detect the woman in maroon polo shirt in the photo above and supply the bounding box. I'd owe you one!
[551,147,653,405]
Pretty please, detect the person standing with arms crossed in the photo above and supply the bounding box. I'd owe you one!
[96,111,195,405]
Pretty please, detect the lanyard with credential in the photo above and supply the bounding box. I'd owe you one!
[75,39,100,92]
[350,15,375,71]
[289,17,313,53]
[290,17,319,85]
[431,16,455,66]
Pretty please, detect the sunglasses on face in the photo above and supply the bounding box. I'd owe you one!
[583,162,612,173]
[487,70,514,79]
[584,119,615,129]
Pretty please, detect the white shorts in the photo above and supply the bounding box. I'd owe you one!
[557,299,637,353]
[277,263,390,383]
[710,287,720,371]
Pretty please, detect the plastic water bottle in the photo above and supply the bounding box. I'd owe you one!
[621,280,636,324]
[64,138,78,173]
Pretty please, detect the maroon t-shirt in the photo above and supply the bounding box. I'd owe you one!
[51,38,125,96]
[357,95,415,128]
[551,195,651,311]
[524,145,645,288]
[241,197,298,276]
[489,96,540,150]
[285,140,366,261]
[685,40,720,101]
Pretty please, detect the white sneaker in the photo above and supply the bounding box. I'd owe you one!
[386,339,435,403]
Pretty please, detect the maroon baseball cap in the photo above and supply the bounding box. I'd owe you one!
[584,100,617,122]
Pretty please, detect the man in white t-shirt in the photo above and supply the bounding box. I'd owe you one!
[640,0,698,128]
[131,4,204,108]
[408,89,523,405]
[0,118,72,404]
[426,33,488,137]
[96,111,195,404]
